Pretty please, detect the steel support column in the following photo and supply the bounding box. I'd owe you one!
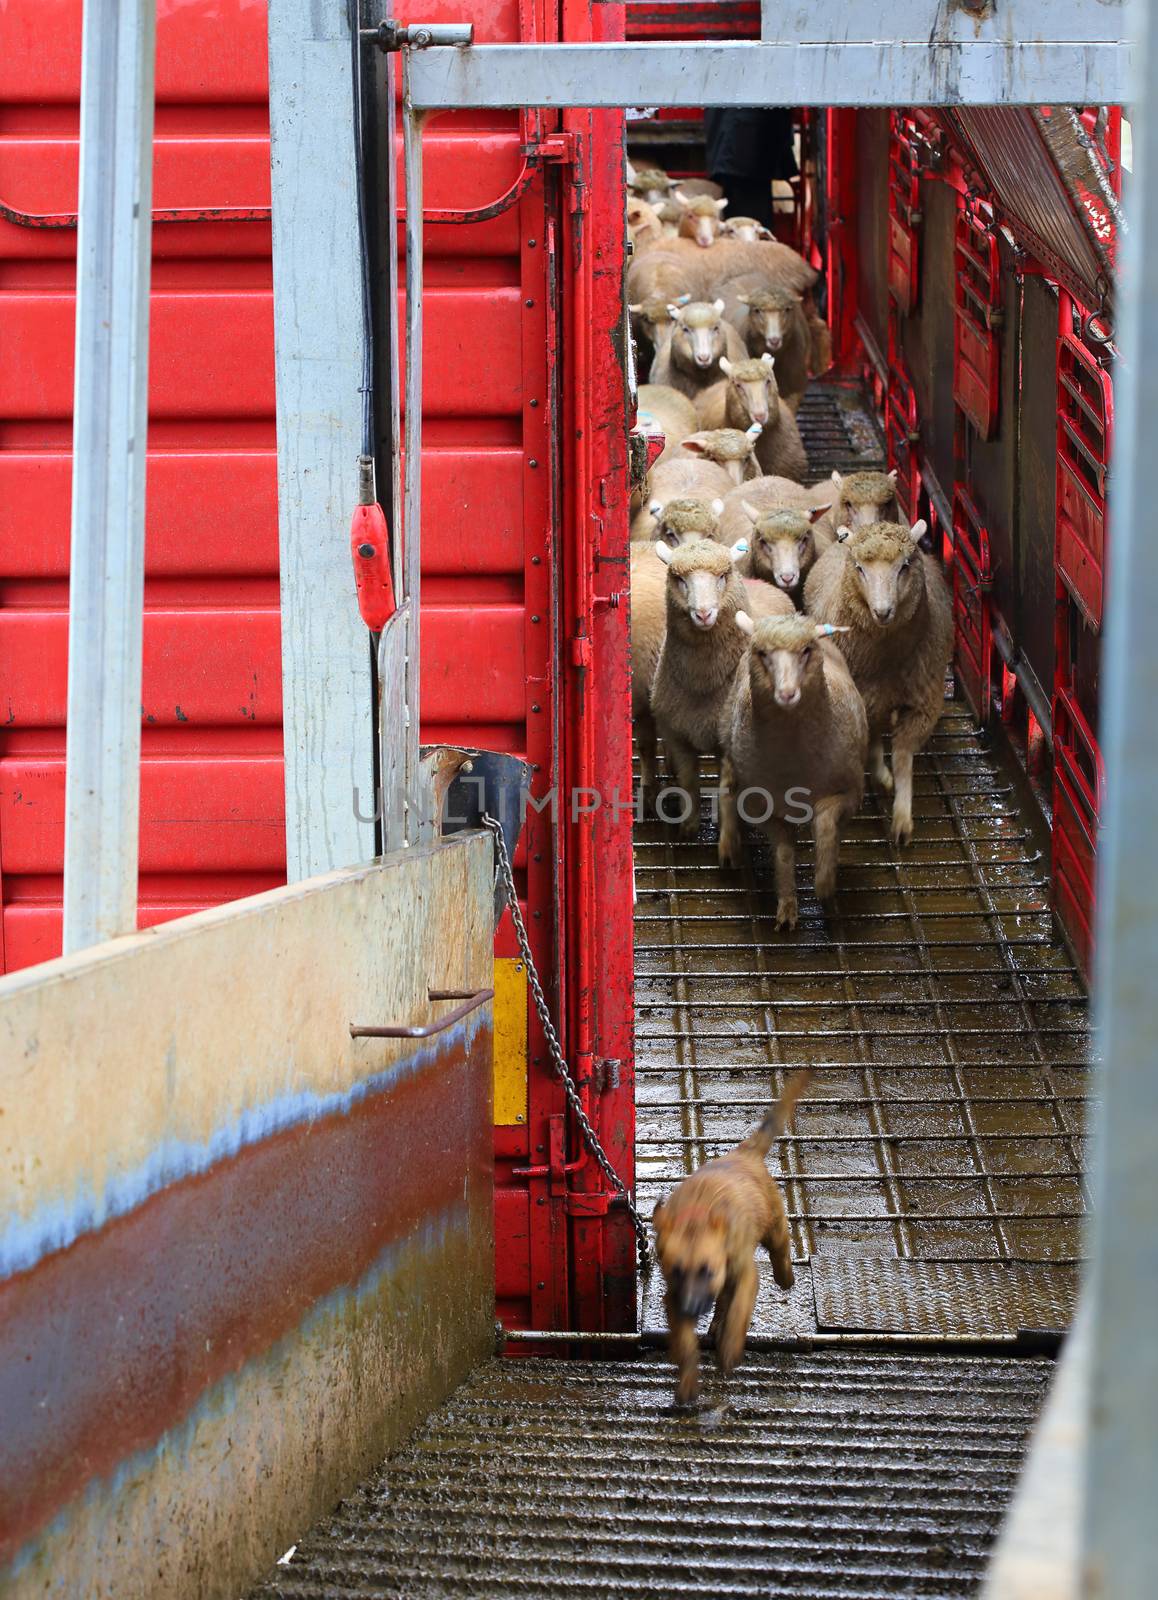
[61,0,157,953]
[1082,0,1158,1591]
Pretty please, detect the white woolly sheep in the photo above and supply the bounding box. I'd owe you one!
[720,216,775,242]
[694,355,809,482]
[729,286,810,408]
[676,194,729,248]
[630,542,669,813]
[675,425,764,486]
[635,382,699,468]
[717,612,868,929]
[649,496,726,549]
[650,301,748,400]
[649,539,793,837]
[804,519,953,846]
[630,453,736,541]
[717,474,833,549]
[813,469,903,544]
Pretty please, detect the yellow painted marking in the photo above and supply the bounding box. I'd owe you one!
[493,957,528,1125]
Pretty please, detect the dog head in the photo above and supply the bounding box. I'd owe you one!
[652,1200,728,1318]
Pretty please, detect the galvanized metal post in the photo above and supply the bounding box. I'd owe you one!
[1082,2,1158,1591]
[267,0,378,879]
[61,0,157,953]
[402,69,426,843]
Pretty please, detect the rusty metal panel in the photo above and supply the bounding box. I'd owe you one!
[0,830,494,1600]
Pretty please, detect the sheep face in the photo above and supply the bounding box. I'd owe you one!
[830,469,903,531]
[681,426,762,486]
[626,198,664,247]
[837,519,928,627]
[722,216,773,242]
[718,354,779,426]
[669,301,730,373]
[651,496,724,549]
[656,538,740,631]
[745,505,831,592]
[738,289,801,356]
[629,168,671,205]
[629,294,688,348]
[676,194,729,248]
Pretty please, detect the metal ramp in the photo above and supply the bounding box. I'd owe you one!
[251,1350,1051,1599]
[636,382,1091,1343]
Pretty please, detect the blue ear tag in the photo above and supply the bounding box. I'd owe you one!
[735,539,748,555]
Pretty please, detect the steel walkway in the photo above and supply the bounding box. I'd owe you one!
[252,1351,1051,1599]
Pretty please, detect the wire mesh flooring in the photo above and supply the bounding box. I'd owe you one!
[252,1351,1051,1600]
[637,380,1091,1342]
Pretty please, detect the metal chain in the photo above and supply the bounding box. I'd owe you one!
[483,814,651,1270]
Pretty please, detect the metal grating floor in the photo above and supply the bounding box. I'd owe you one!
[251,1351,1051,1599]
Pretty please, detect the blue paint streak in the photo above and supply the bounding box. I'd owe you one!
[4,1202,473,1585]
[1,1006,489,1282]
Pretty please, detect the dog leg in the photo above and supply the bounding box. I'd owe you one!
[666,1292,701,1405]
[763,1209,795,1290]
[709,1282,735,1361]
[716,1259,759,1376]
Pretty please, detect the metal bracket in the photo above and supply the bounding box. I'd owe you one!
[367,19,473,52]
[350,985,494,1040]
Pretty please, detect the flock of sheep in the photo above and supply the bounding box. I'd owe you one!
[625,162,953,930]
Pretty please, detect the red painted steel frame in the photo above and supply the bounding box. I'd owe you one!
[1055,289,1113,631]
[954,199,1002,440]
[951,487,995,724]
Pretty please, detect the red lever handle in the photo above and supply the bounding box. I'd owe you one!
[350,500,396,631]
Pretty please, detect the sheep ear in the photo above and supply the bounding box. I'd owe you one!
[673,188,689,204]
[736,292,750,305]
[628,303,642,314]
[655,542,674,566]
[648,499,663,517]
[714,197,728,211]
[836,525,853,543]
[719,356,733,376]
[713,298,726,315]
[730,540,749,565]
[808,502,833,523]
[745,422,763,441]
[831,470,843,487]
[734,608,755,634]
[666,302,684,321]
[909,519,928,544]
[740,500,761,521]
[888,468,899,482]
[761,352,776,369]
[681,437,707,456]
[711,498,725,517]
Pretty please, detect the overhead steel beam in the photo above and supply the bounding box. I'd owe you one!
[403,39,1130,112]
[1082,0,1158,1591]
[760,0,1126,47]
[62,0,157,954]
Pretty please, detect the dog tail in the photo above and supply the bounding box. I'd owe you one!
[743,1068,813,1158]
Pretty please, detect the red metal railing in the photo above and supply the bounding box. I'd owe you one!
[888,112,923,315]
[952,487,995,724]
[1051,688,1104,979]
[953,198,1002,440]
[1056,289,1113,629]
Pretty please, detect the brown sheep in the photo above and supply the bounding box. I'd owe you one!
[625,246,700,315]
[673,177,725,202]
[813,469,903,544]
[695,355,809,482]
[707,239,818,301]
[649,496,726,549]
[649,539,794,837]
[650,301,748,401]
[717,474,833,548]
[628,166,672,205]
[636,382,698,468]
[717,613,868,929]
[626,196,665,250]
[720,216,775,242]
[804,519,953,846]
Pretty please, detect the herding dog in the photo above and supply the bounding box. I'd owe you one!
[652,1069,812,1404]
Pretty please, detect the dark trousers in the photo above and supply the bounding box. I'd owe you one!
[713,175,775,231]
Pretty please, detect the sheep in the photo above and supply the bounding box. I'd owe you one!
[627,196,665,250]
[803,519,953,847]
[630,296,690,372]
[728,286,810,409]
[630,454,735,541]
[674,425,764,486]
[649,538,794,837]
[735,505,835,599]
[813,469,903,543]
[649,496,725,549]
[717,613,868,930]
[673,177,725,202]
[706,239,818,301]
[650,301,748,401]
[636,382,699,468]
[629,166,673,205]
[625,245,700,314]
[694,355,809,482]
[720,216,775,242]
[676,195,729,248]
[630,541,669,812]
[717,473,833,548]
